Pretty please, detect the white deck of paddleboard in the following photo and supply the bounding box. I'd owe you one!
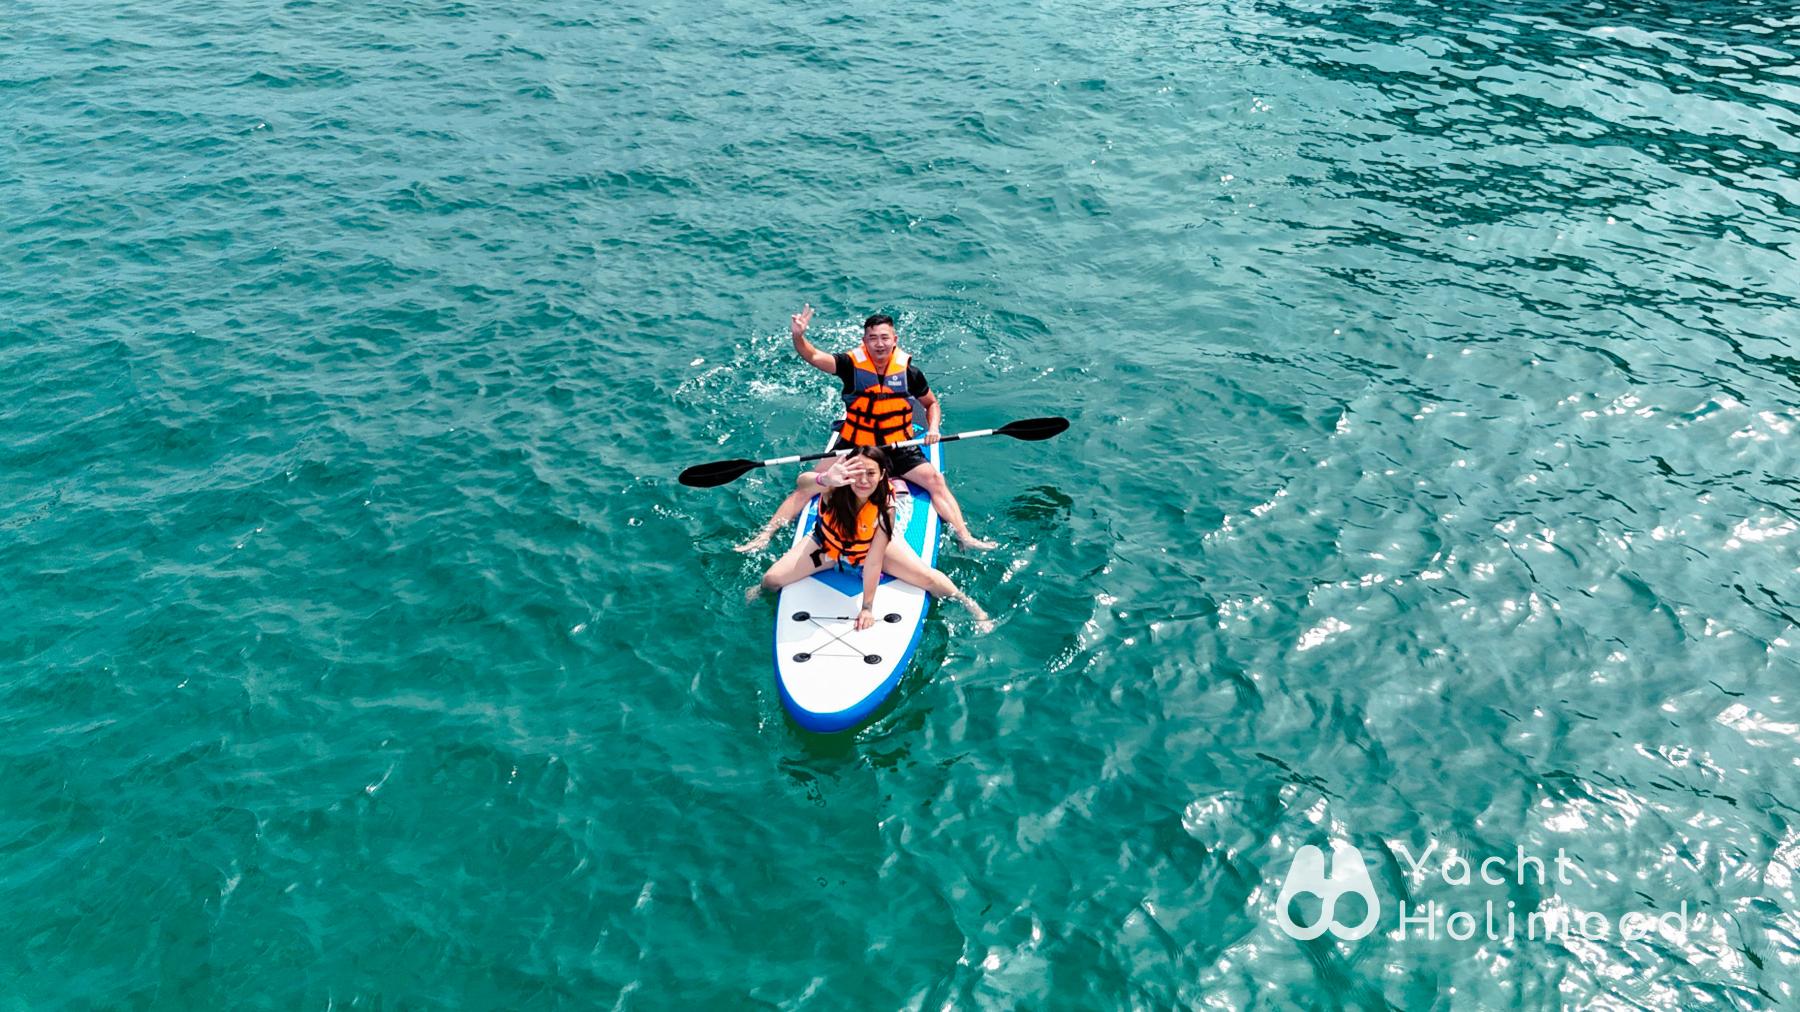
[774,439,941,732]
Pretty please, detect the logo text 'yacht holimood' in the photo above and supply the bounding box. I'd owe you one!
[1273,839,1701,944]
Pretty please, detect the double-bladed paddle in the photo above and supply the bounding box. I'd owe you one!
[678,416,1070,489]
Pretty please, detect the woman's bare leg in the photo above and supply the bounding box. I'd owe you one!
[879,540,992,631]
[745,540,832,603]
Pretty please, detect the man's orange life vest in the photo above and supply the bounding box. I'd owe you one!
[840,346,922,447]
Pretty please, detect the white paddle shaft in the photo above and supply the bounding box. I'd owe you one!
[758,427,997,467]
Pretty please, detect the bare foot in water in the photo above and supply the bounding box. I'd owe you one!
[961,598,993,634]
[735,529,774,554]
[744,584,764,604]
[957,532,998,551]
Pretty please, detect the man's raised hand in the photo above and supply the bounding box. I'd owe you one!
[789,303,836,372]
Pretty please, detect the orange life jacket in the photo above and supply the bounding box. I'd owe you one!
[840,346,922,447]
[814,499,883,567]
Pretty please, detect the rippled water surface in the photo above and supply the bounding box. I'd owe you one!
[6,0,1800,1007]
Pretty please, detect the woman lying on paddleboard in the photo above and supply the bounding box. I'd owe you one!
[748,447,991,632]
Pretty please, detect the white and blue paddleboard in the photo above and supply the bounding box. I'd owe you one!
[775,436,942,733]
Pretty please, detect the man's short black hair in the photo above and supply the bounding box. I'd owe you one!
[863,314,896,331]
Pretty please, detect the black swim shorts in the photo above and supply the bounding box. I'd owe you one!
[827,427,930,476]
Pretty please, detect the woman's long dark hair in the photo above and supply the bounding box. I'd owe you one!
[823,446,895,543]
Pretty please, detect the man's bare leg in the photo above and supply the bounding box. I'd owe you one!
[899,461,996,550]
[735,457,843,553]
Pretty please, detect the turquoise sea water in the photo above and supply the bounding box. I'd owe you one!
[6,0,1800,1007]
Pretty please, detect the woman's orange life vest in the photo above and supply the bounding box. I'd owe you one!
[815,499,884,567]
[840,346,922,447]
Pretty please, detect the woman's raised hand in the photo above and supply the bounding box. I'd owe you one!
[816,457,855,488]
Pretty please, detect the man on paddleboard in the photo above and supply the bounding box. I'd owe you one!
[736,306,996,553]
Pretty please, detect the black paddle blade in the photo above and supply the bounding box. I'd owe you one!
[678,458,761,488]
[997,416,1070,441]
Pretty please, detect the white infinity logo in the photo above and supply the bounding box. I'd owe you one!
[1275,841,1381,941]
